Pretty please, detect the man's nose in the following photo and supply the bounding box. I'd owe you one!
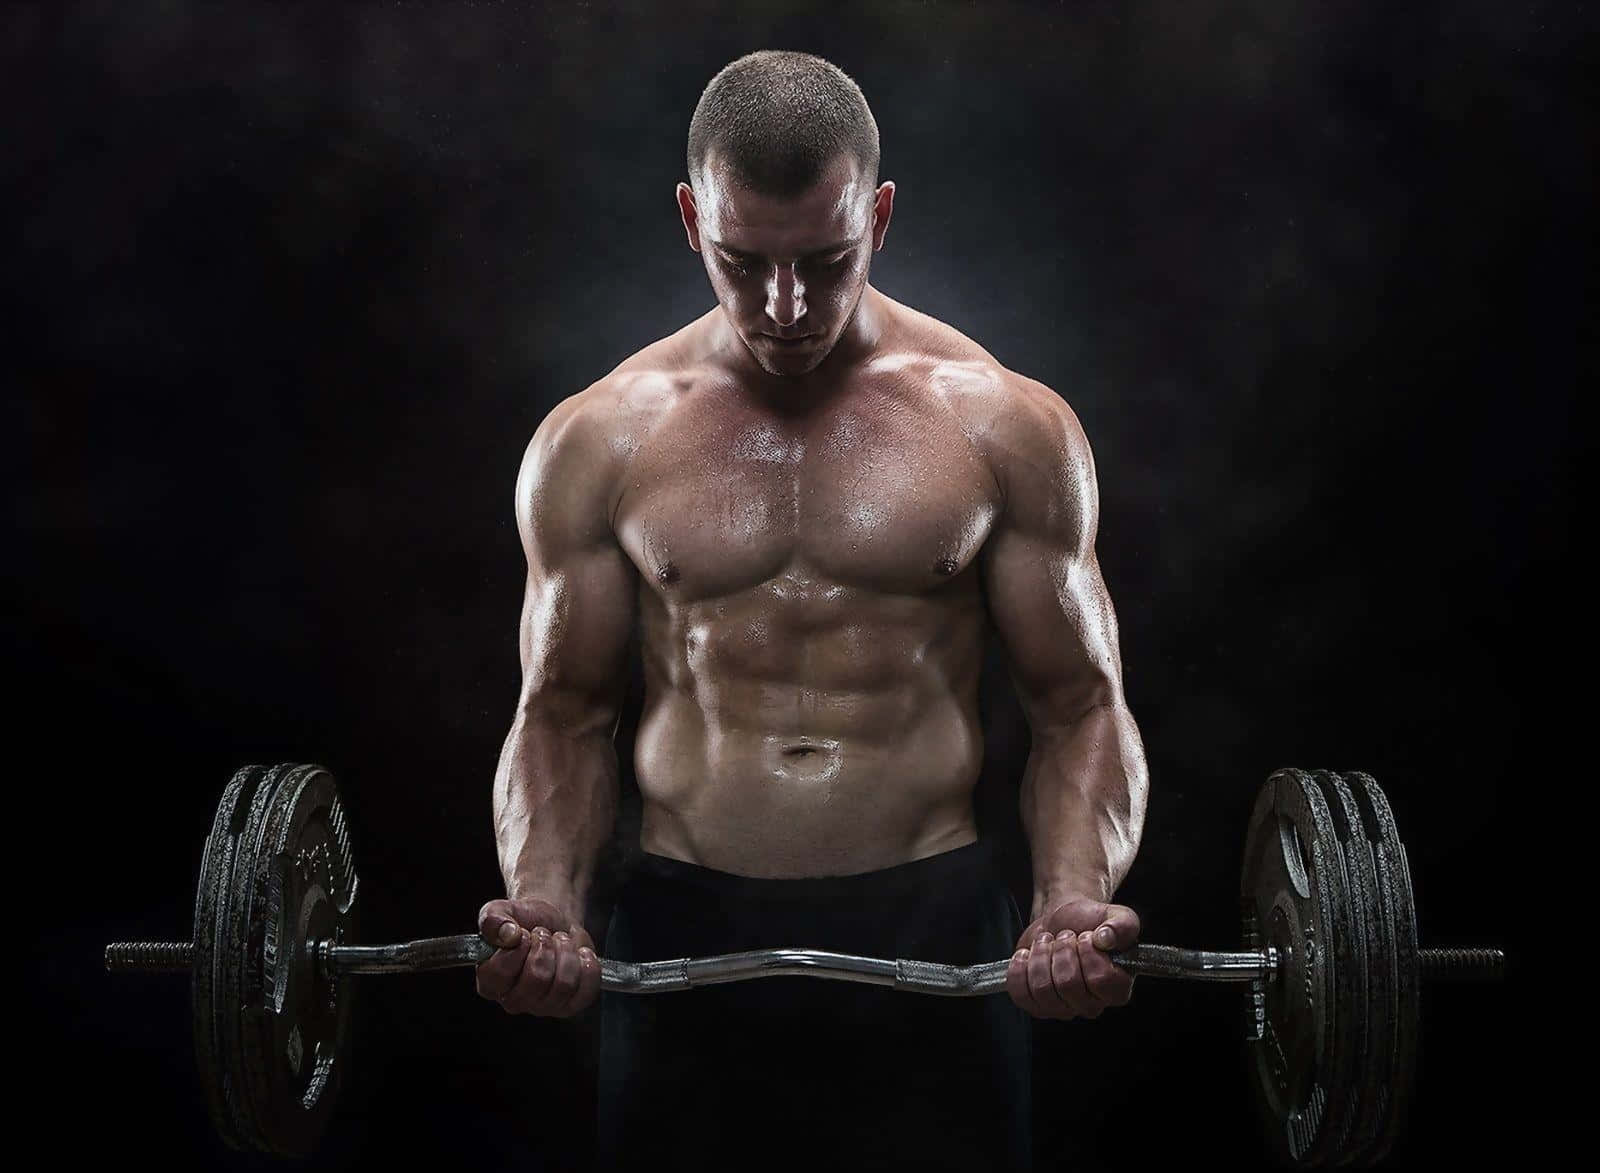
[764,262,807,328]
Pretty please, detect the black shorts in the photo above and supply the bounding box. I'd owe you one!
[597,838,1032,1172]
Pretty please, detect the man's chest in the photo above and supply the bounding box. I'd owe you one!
[611,385,1003,601]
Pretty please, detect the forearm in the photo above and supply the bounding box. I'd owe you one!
[1021,699,1149,920]
[493,708,620,924]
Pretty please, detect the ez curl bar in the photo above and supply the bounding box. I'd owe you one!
[105,762,1502,1166]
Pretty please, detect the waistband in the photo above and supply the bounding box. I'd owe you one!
[625,836,995,900]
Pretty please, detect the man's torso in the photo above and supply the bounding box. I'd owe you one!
[592,288,1026,876]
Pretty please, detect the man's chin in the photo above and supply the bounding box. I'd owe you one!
[756,357,823,376]
[749,337,829,376]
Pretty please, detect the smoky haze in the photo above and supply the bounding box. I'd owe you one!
[11,2,1576,1169]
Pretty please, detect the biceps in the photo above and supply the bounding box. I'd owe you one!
[982,527,1123,729]
[517,542,637,735]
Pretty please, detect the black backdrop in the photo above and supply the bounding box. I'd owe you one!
[12,2,1578,1170]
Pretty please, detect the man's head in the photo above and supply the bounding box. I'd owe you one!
[678,50,895,376]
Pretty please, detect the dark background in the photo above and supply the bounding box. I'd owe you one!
[12,1,1579,1169]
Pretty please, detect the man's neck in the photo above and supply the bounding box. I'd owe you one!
[709,285,891,400]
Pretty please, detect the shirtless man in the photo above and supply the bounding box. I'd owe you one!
[474,51,1149,1171]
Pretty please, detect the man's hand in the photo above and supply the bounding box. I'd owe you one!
[475,897,601,1017]
[1005,895,1140,1020]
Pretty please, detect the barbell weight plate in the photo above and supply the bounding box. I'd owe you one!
[1297,769,1364,1170]
[191,763,269,1151]
[1345,772,1419,1165]
[238,762,315,1154]
[1312,771,1384,1167]
[192,764,262,1151]
[1241,768,1357,1168]
[221,762,293,1149]
[236,763,359,1156]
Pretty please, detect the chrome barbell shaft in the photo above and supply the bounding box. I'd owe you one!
[317,935,1282,991]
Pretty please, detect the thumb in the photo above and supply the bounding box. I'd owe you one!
[476,898,537,946]
[507,897,574,933]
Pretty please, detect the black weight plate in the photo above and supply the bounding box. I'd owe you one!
[219,761,294,1149]
[1345,772,1418,1165]
[1241,768,1357,1167]
[191,763,268,1151]
[1313,771,1384,1166]
[238,764,358,1157]
[237,763,317,1155]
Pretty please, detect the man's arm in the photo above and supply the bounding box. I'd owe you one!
[979,375,1149,920]
[492,387,637,925]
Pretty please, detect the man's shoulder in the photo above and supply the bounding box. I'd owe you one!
[535,318,704,442]
[889,312,1095,536]
[883,302,1088,474]
[519,323,718,529]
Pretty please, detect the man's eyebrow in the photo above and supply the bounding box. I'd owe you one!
[711,238,860,258]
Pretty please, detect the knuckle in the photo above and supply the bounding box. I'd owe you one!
[479,957,509,981]
[477,957,508,984]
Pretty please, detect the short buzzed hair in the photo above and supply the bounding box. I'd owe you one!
[687,50,880,199]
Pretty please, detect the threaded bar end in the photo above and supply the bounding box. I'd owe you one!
[1419,947,1504,981]
[105,942,194,974]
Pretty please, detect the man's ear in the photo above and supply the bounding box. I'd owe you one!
[676,182,702,253]
[871,180,896,250]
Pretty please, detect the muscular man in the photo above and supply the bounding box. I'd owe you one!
[474,51,1148,1171]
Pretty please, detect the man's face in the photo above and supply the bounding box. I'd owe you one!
[677,153,894,376]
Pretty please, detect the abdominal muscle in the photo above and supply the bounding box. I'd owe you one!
[631,593,988,877]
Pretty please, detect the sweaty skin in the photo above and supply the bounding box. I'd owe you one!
[622,308,1016,876]
[475,152,1149,1021]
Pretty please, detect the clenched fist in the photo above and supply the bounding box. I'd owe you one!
[1005,895,1140,1020]
[475,897,601,1017]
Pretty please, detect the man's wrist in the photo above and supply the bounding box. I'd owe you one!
[503,876,583,920]
[1030,876,1114,921]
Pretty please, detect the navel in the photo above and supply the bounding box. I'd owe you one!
[656,562,680,586]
